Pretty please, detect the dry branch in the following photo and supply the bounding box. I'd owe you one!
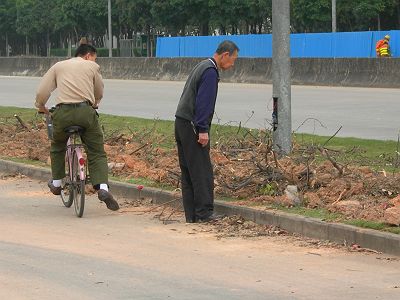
[318,147,344,176]
[323,125,343,147]
[129,142,150,155]
[14,114,30,131]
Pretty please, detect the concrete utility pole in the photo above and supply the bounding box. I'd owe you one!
[272,0,291,155]
[108,0,112,57]
[332,0,337,32]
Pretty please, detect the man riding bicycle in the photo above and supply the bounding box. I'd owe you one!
[35,41,119,211]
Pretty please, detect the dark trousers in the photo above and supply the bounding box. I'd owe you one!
[51,104,108,187]
[175,118,214,222]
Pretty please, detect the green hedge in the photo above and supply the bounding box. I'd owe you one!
[50,48,120,57]
[50,48,73,57]
[96,48,120,57]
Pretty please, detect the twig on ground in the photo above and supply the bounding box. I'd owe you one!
[322,126,343,147]
[137,198,182,215]
[220,171,261,191]
[318,147,344,176]
[294,118,327,133]
[332,189,347,205]
[129,142,150,155]
[236,121,242,134]
[242,111,255,127]
[14,114,30,131]
[108,133,124,144]
[161,202,184,224]
[272,151,293,182]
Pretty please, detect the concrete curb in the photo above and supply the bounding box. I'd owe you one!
[2,57,400,88]
[1,159,399,256]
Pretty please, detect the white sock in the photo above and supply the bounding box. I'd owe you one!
[99,184,108,191]
[52,179,62,187]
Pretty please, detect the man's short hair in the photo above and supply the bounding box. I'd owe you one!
[216,40,240,55]
[74,44,97,57]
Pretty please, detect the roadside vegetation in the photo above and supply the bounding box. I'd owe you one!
[1,1,399,57]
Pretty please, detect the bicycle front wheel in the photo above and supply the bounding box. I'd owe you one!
[60,154,73,208]
[72,152,85,217]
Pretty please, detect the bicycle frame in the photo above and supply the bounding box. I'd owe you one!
[66,133,86,182]
[63,129,88,217]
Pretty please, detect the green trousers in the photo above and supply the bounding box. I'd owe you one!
[50,104,108,187]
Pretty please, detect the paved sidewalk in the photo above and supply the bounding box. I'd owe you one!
[1,158,399,256]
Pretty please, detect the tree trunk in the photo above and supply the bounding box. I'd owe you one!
[47,31,50,57]
[146,25,151,57]
[232,25,237,35]
[200,22,209,36]
[6,33,9,57]
[150,36,153,57]
[377,14,381,31]
[243,22,249,34]
[68,33,72,57]
[220,25,226,35]
[25,36,29,56]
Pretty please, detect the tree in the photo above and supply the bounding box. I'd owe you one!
[54,0,108,44]
[186,0,211,36]
[247,0,273,33]
[0,0,17,55]
[16,0,59,55]
[3,0,400,57]
[0,0,16,33]
[151,0,188,36]
[291,0,331,33]
[116,0,154,56]
[350,0,397,30]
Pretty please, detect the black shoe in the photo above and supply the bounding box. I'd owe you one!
[48,180,61,195]
[186,218,196,223]
[197,213,225,223]
[98,189,120,211]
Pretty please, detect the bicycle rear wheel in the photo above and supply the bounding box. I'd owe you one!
[60,154,73,207]
[72,151,85,217]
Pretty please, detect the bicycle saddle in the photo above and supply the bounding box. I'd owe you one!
[64,126,85,135]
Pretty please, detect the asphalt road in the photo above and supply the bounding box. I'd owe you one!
[1,76,400,140]
[1,174,400,300]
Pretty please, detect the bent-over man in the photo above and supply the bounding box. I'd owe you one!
[175,40,239,223]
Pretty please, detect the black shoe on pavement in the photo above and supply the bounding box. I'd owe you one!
[197,213,225,223]
[48,180,61,195]
[98,189,120,211]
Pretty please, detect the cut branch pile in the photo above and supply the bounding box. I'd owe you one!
[1,115,400,224]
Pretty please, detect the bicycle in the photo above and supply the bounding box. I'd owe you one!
[43,108,89,217]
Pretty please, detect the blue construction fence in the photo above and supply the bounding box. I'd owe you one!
[156,30,400,58]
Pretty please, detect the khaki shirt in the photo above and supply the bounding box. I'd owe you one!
[35,57,104,108]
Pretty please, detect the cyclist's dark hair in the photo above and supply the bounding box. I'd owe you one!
[215,40,240,55]
[74,44,97,57]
